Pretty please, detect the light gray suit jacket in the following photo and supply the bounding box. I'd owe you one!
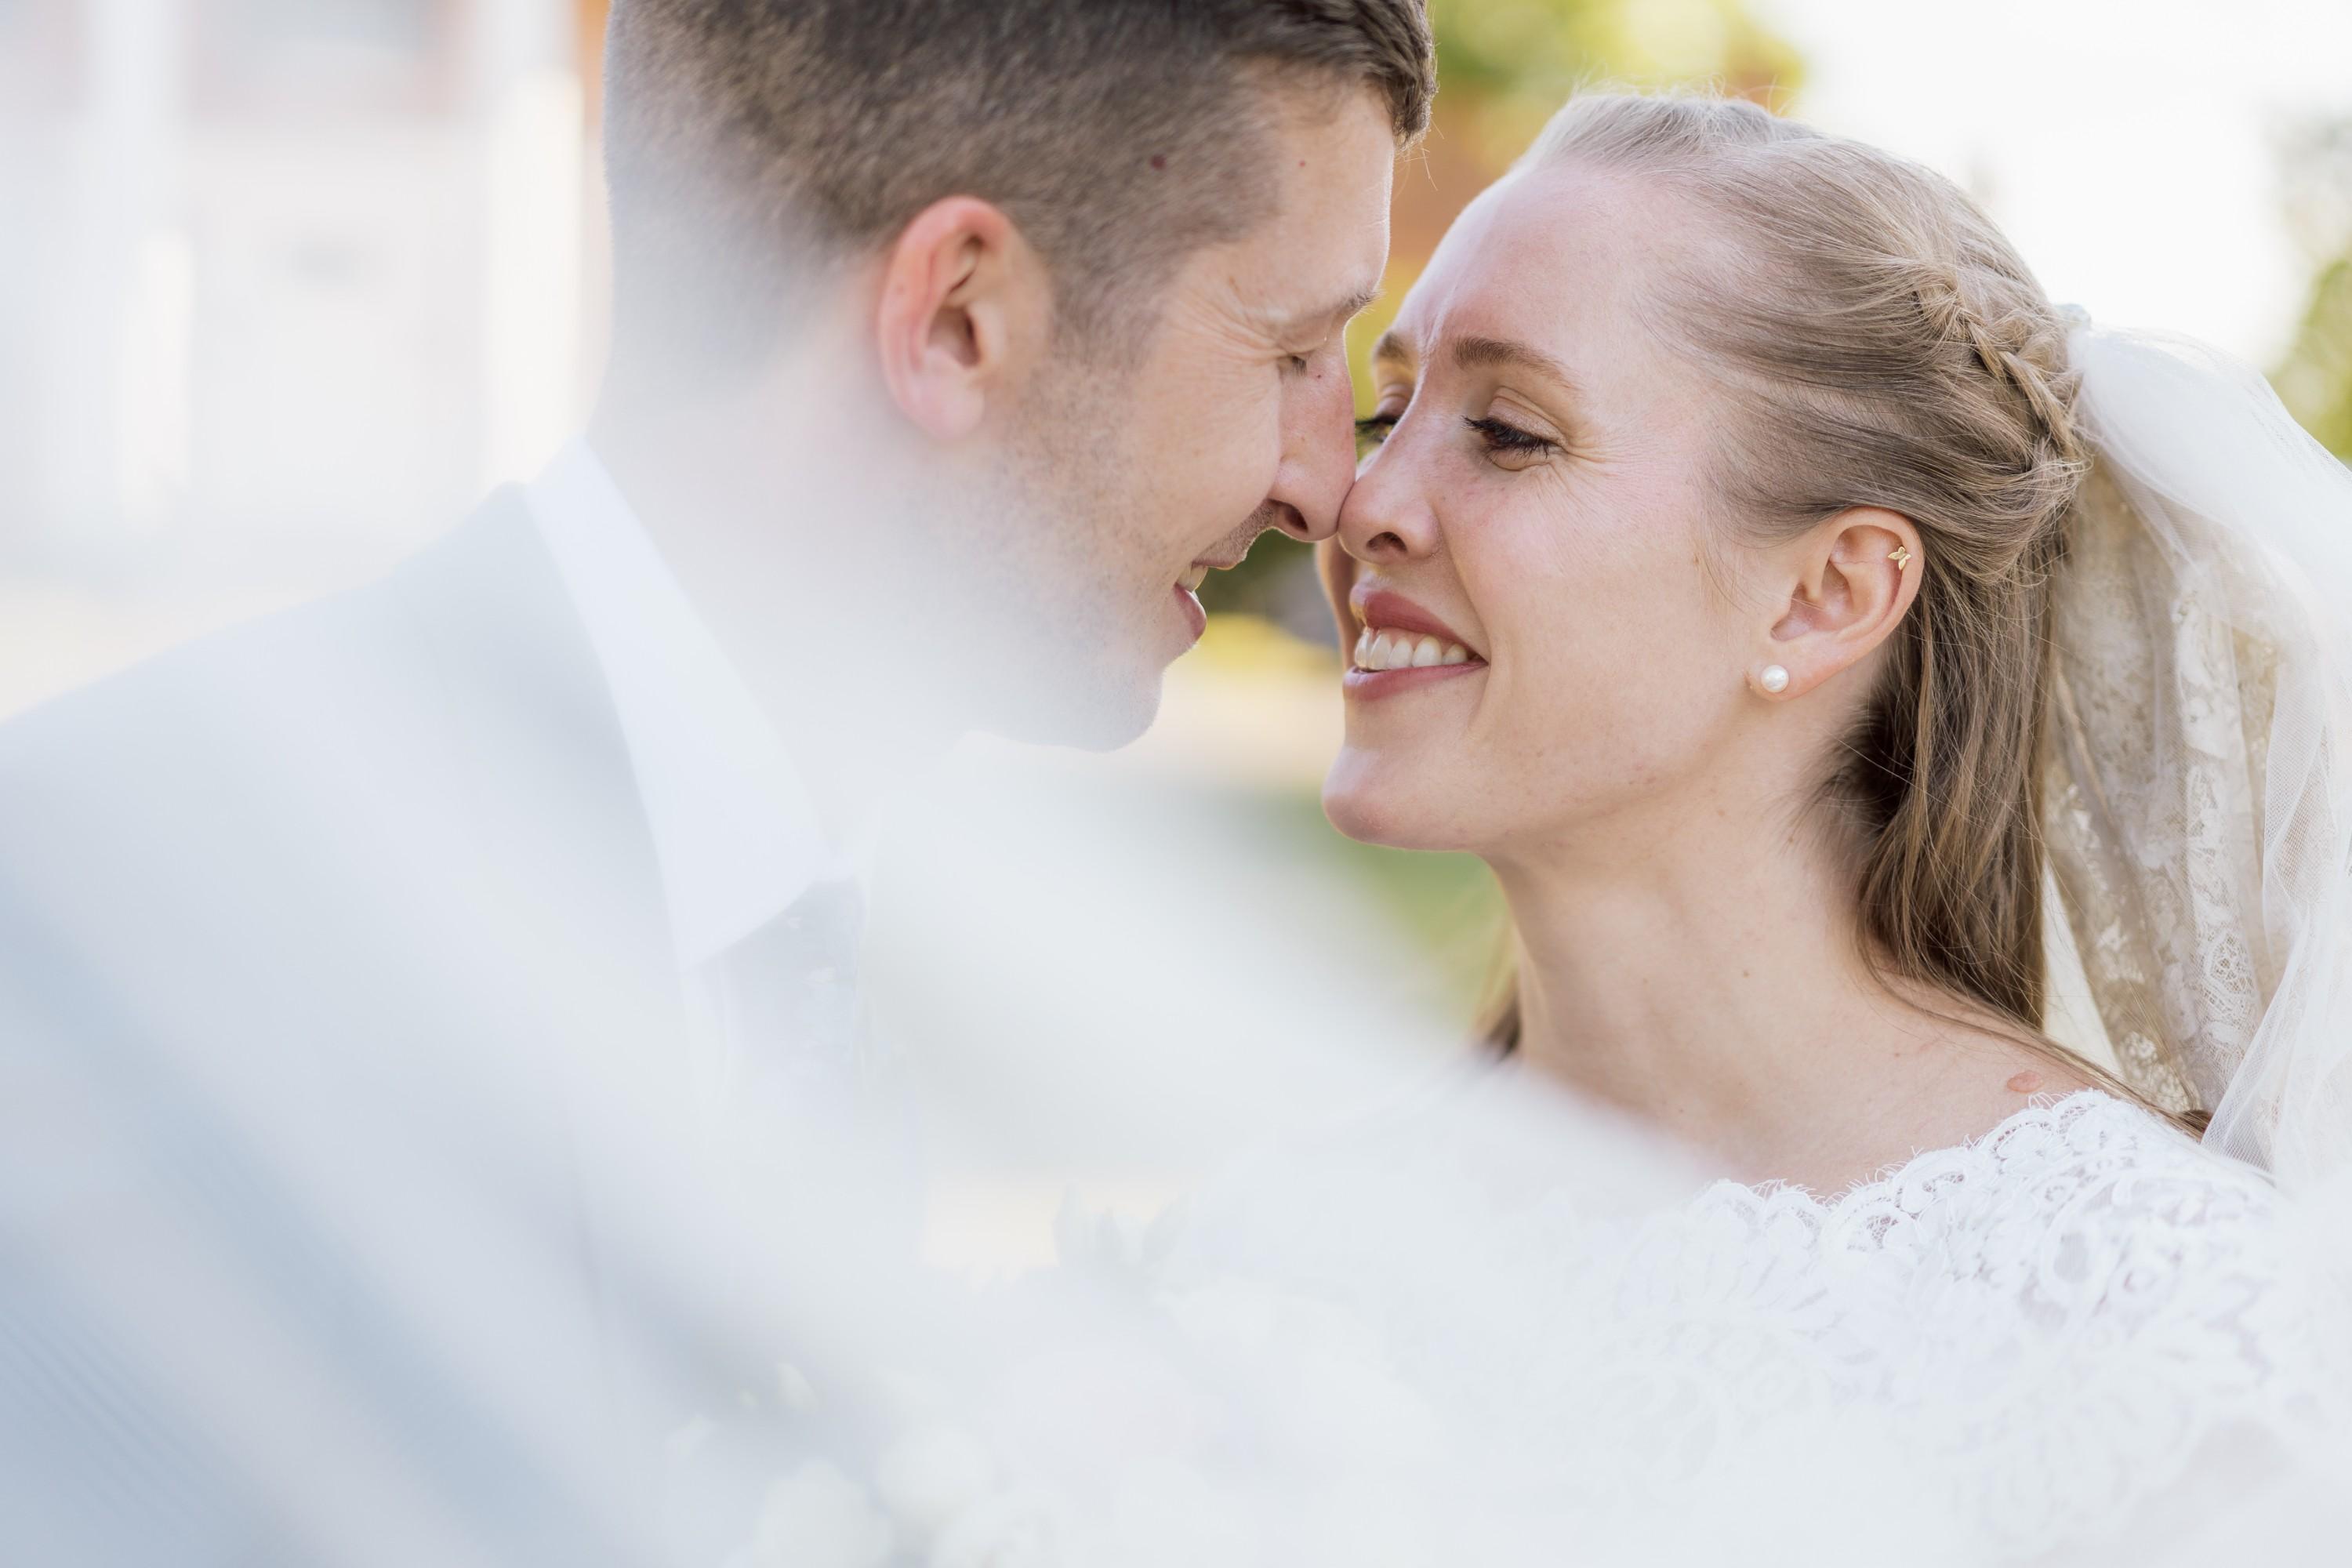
[0,493,722,1564]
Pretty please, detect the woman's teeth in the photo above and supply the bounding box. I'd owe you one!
[1352,627,1475,672]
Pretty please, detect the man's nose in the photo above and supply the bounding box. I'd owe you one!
[1264,350,1360,544]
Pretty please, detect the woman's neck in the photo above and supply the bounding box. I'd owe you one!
[1490,808,2041,1189]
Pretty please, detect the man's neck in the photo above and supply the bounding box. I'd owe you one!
[586,394,964,844]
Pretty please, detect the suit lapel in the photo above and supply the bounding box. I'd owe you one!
[389,492,715,1501]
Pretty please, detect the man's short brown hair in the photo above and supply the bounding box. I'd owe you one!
[603,0,1433,383]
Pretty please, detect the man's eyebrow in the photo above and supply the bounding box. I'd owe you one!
[1261,283,1383,336]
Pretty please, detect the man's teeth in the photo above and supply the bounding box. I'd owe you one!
[1352,627,1475,672]
[1178,564,1210,593]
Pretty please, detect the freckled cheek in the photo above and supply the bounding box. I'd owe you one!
[1456,519,1700,764]
[1461,517,1642,670]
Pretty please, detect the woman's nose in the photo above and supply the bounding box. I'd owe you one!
[1336,426,1440,564]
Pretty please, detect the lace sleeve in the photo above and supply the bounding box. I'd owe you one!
[1899,1102,2350,1562]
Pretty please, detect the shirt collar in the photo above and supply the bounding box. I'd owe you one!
[527,438,847,969]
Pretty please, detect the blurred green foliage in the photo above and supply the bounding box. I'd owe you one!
[2278,259,2352,456]
[2275,118,2352,459]
[1426,0,1802,166]
[1221,787,1509,1018]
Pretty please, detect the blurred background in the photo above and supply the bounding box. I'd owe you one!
[3,0,2350,1155]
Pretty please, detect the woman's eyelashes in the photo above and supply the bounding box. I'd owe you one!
[1465,415,1557,461]
[1352,407,1561,467]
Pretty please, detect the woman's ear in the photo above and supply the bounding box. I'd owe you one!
[873,196,1051,441]
[1752,506,1925,699]
[1319,536,1363,645]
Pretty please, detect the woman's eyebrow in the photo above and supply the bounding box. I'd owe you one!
[1448,334,1581,394]
[1370,332,1581,401]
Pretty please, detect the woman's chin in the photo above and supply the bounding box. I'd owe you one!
[1321,759,1462,851]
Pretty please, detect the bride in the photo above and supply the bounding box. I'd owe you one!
[1151,89,2352,1563]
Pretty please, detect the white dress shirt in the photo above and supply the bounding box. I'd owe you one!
[525,439,862,1112]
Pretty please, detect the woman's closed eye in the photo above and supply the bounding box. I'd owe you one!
[1354,408,1564,468]
[1465,415,1558,466]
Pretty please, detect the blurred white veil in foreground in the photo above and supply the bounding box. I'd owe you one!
[5,321,2352,1566]
[0,652,1924,1566]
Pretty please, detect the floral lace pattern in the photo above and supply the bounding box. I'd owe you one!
[2041,331,2352,1189]
[1686,1092,2332,1555]
[1148,1089,2344,1564]
[2043,461,2286,1123]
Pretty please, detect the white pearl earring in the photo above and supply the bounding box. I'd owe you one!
[1759,664,1791,695]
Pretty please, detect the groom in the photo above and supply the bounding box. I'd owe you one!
[0,0,1427,1561]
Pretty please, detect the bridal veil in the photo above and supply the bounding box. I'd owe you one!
[2045,318,2352,1194]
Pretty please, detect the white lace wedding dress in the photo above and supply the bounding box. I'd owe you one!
[1124,1075,2352,1566]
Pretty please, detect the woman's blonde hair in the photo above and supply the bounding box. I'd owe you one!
[1476,92,2197,1127]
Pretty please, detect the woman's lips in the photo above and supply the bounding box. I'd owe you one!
[1343,623,1486,699]
[1348,588,1482,655]
[1342,586,1486,699]
[1342,659,1484,700]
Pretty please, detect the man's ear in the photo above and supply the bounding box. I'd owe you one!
[873,197,1050,441]
[1751,506,1925,699]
